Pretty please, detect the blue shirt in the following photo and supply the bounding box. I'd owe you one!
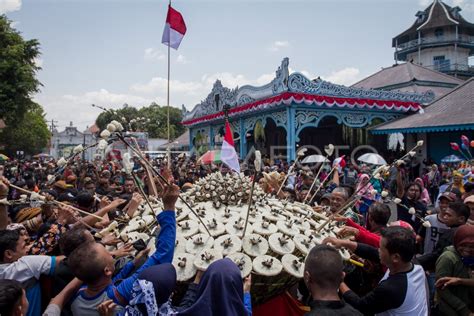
[71,210,176,315]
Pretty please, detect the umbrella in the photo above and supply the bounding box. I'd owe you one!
[301,155,329,164]
[198,150,221,165]
[357,153,387,166]
[0,154,9,161]
[441,154,462,164]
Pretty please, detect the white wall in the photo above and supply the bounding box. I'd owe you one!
[407,45,470,67]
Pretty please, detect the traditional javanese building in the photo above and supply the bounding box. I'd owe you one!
[368,0,474,165]
[182,58,434,161]
[372,78,474,163]
[50,122,96,160]
[393,0,474,79]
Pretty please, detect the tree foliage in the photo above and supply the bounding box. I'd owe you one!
[1,103,50,156]
[95,103,185,139]
[0,15,42,124]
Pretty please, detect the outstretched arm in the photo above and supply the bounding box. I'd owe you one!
[116,184,178,304]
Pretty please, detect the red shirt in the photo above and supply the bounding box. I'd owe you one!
[346,218,381,248]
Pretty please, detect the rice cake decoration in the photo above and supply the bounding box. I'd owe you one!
[253,220,278,236]
[177,220,199,238]
[173,253,197,282]
[214,234,242,256]
[281,254,305,278]
[242,234,269,257]
[253,255,283,277]
[226,218,253,236]
[268,233,295,255]
[185,233,215,254]
[226,252,252,278]
[194,249,223,271]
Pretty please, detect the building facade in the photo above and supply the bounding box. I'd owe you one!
[182,58,434,162]
[50,122,96,160]
[393,0,474,79]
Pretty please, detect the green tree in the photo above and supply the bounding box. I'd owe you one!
[95,103,185,139]
[0,15,42,124]
[1,103,50,156]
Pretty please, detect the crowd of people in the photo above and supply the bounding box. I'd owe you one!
[0,153,472,316]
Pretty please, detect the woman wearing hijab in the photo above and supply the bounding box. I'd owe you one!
[396,182,427,232]
[178,258,252,316]
[355,173,374,216]
[96,263,178,316]
[415,177,431,206]
[435,224,474,315]
[427,164,441,203]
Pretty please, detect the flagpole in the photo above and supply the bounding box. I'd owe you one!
[166,0,171,168]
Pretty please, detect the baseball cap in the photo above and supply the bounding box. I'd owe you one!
[464,195,474,204]
[439,191,457,202]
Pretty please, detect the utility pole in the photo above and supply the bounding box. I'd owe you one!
[49,119,58,134]
[49,119,58,157]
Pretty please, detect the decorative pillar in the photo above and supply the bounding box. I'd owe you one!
[286,107,296,161]
[209,125,215,149]
[240,118,247,158]
[188,128,193,152]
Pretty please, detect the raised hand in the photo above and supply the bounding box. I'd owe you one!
[161,183,179,211]
[110,243,133,258]
[97,300,117,316]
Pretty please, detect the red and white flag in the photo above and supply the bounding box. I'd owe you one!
[221,121,240,173]
[333,155,346,173]
[162,5,187,50]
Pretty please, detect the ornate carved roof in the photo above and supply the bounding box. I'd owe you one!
[393,0,474,46]
[372,78,474,134]
[351,62,462,97]
[182,58,434,127]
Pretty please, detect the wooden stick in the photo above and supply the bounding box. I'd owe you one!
[309,165,337,203]
[303,158,328,203]
[117,134,212,236]
[132,173,158,216]
[276,156,300,196]
[9,184,103,220]
[242,170,257,237]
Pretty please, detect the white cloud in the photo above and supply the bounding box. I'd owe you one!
[143,48,165,62]
[0,0,21,14]
[131,78,204,96]
[176,54,189,64]
[322,67,362,86]
[36,89,157,131]
[289,67,316,80]
[34,58,43,68]
[10,21,20,28]
[130,70,282,113]
[269,40,290,52]
[418,0,431,6]
[451,0,474,12]
[40,65,364,130]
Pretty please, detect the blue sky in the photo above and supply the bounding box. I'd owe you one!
[2,0,474,130]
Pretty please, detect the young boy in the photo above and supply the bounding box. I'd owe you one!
[418,192,455,255]
[418,202,470,271]
[0,229,62,316]
[68,183,179,315]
